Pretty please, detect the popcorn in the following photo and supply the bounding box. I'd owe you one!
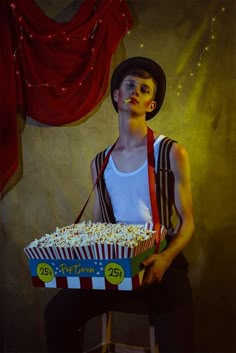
[24,222,159,260]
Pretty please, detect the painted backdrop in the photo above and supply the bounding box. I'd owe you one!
[1,0,235,352]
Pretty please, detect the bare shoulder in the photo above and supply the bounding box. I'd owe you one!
[170,142,189,161]
[90,157,95,170]
[90,156,98,183]
[169,142,190,177]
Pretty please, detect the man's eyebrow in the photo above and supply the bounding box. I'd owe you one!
[123,78,136,83]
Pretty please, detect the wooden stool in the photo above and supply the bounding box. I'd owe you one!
[83,311,159,353]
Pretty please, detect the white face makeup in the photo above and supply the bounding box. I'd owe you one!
[115,75,157,116]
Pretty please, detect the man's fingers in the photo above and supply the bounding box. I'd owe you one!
[142,254,155,267]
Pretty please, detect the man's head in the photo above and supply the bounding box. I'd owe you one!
[111,57,166,120]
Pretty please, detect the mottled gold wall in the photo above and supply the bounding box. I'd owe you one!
[1,0,236,352]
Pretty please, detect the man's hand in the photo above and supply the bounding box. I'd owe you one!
[141,252,172,286]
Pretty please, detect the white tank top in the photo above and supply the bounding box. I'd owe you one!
[104,135,165,224]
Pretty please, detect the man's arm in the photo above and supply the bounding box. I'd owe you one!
[142,143,195,285]
[90,158,103,222]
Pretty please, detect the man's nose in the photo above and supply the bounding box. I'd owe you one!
[131,86,139,96]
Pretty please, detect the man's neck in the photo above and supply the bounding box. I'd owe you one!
[117,113,148,149]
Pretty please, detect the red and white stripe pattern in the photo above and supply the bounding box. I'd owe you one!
[114,224,157,258]
[56,246,75,259]
[73,245,94,259]
[31,270,145,291]
[92,243,114,259]
[160,224,167,241]
[24,246,59,259]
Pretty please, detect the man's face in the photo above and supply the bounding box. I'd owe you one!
[114,75,157,117]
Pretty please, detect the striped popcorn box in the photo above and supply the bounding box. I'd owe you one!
[160,225,167,241]
[24,245,59,259]
[42,245,60,259]
[92,242,114,259]
[24,246,38,259]
[133,234,156,256]
[145,223,167,243]
[55,246,75,259]
[73,245,94,259]
[114,243,135,259]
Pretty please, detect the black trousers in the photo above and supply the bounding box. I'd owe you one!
[44,253,194,353]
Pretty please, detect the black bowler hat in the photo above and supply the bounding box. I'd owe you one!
[110,56,166,120]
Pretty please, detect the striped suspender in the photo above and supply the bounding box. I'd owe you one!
[147,128,161,252]
[156,137,176,231]
[94,150,116,223]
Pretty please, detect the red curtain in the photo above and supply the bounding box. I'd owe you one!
[0,0,133,194]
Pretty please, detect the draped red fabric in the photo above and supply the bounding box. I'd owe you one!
[0,0,18,193]
[0,0,133,194]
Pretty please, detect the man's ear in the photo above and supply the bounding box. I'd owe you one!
[113,89,119,103]
[147,100,157,112]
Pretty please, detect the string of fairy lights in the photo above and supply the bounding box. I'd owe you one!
[125,4,227,96]
[10,2,227,96]
[9,1,131,92]
[175,5,226,96]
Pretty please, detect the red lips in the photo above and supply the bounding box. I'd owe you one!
[130,98,138,104]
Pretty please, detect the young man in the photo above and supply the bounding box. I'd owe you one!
[45,57,195,353]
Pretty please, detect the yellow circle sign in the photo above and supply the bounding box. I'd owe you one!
[104,262,124,285]
[37,263,54,283]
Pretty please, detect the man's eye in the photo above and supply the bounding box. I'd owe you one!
[126,83,135,89]
[141,87,150,94]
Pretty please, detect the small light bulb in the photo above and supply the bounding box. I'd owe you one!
[139,43,144,48]
[190,72,194,77]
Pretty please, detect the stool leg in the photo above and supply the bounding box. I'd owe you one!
[101,312,112,353]
[149,326,159,353]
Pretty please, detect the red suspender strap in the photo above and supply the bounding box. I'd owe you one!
[147,127,161,252]
[74,142,117,223]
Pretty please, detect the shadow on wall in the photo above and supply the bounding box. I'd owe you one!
[189,226,236,352]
